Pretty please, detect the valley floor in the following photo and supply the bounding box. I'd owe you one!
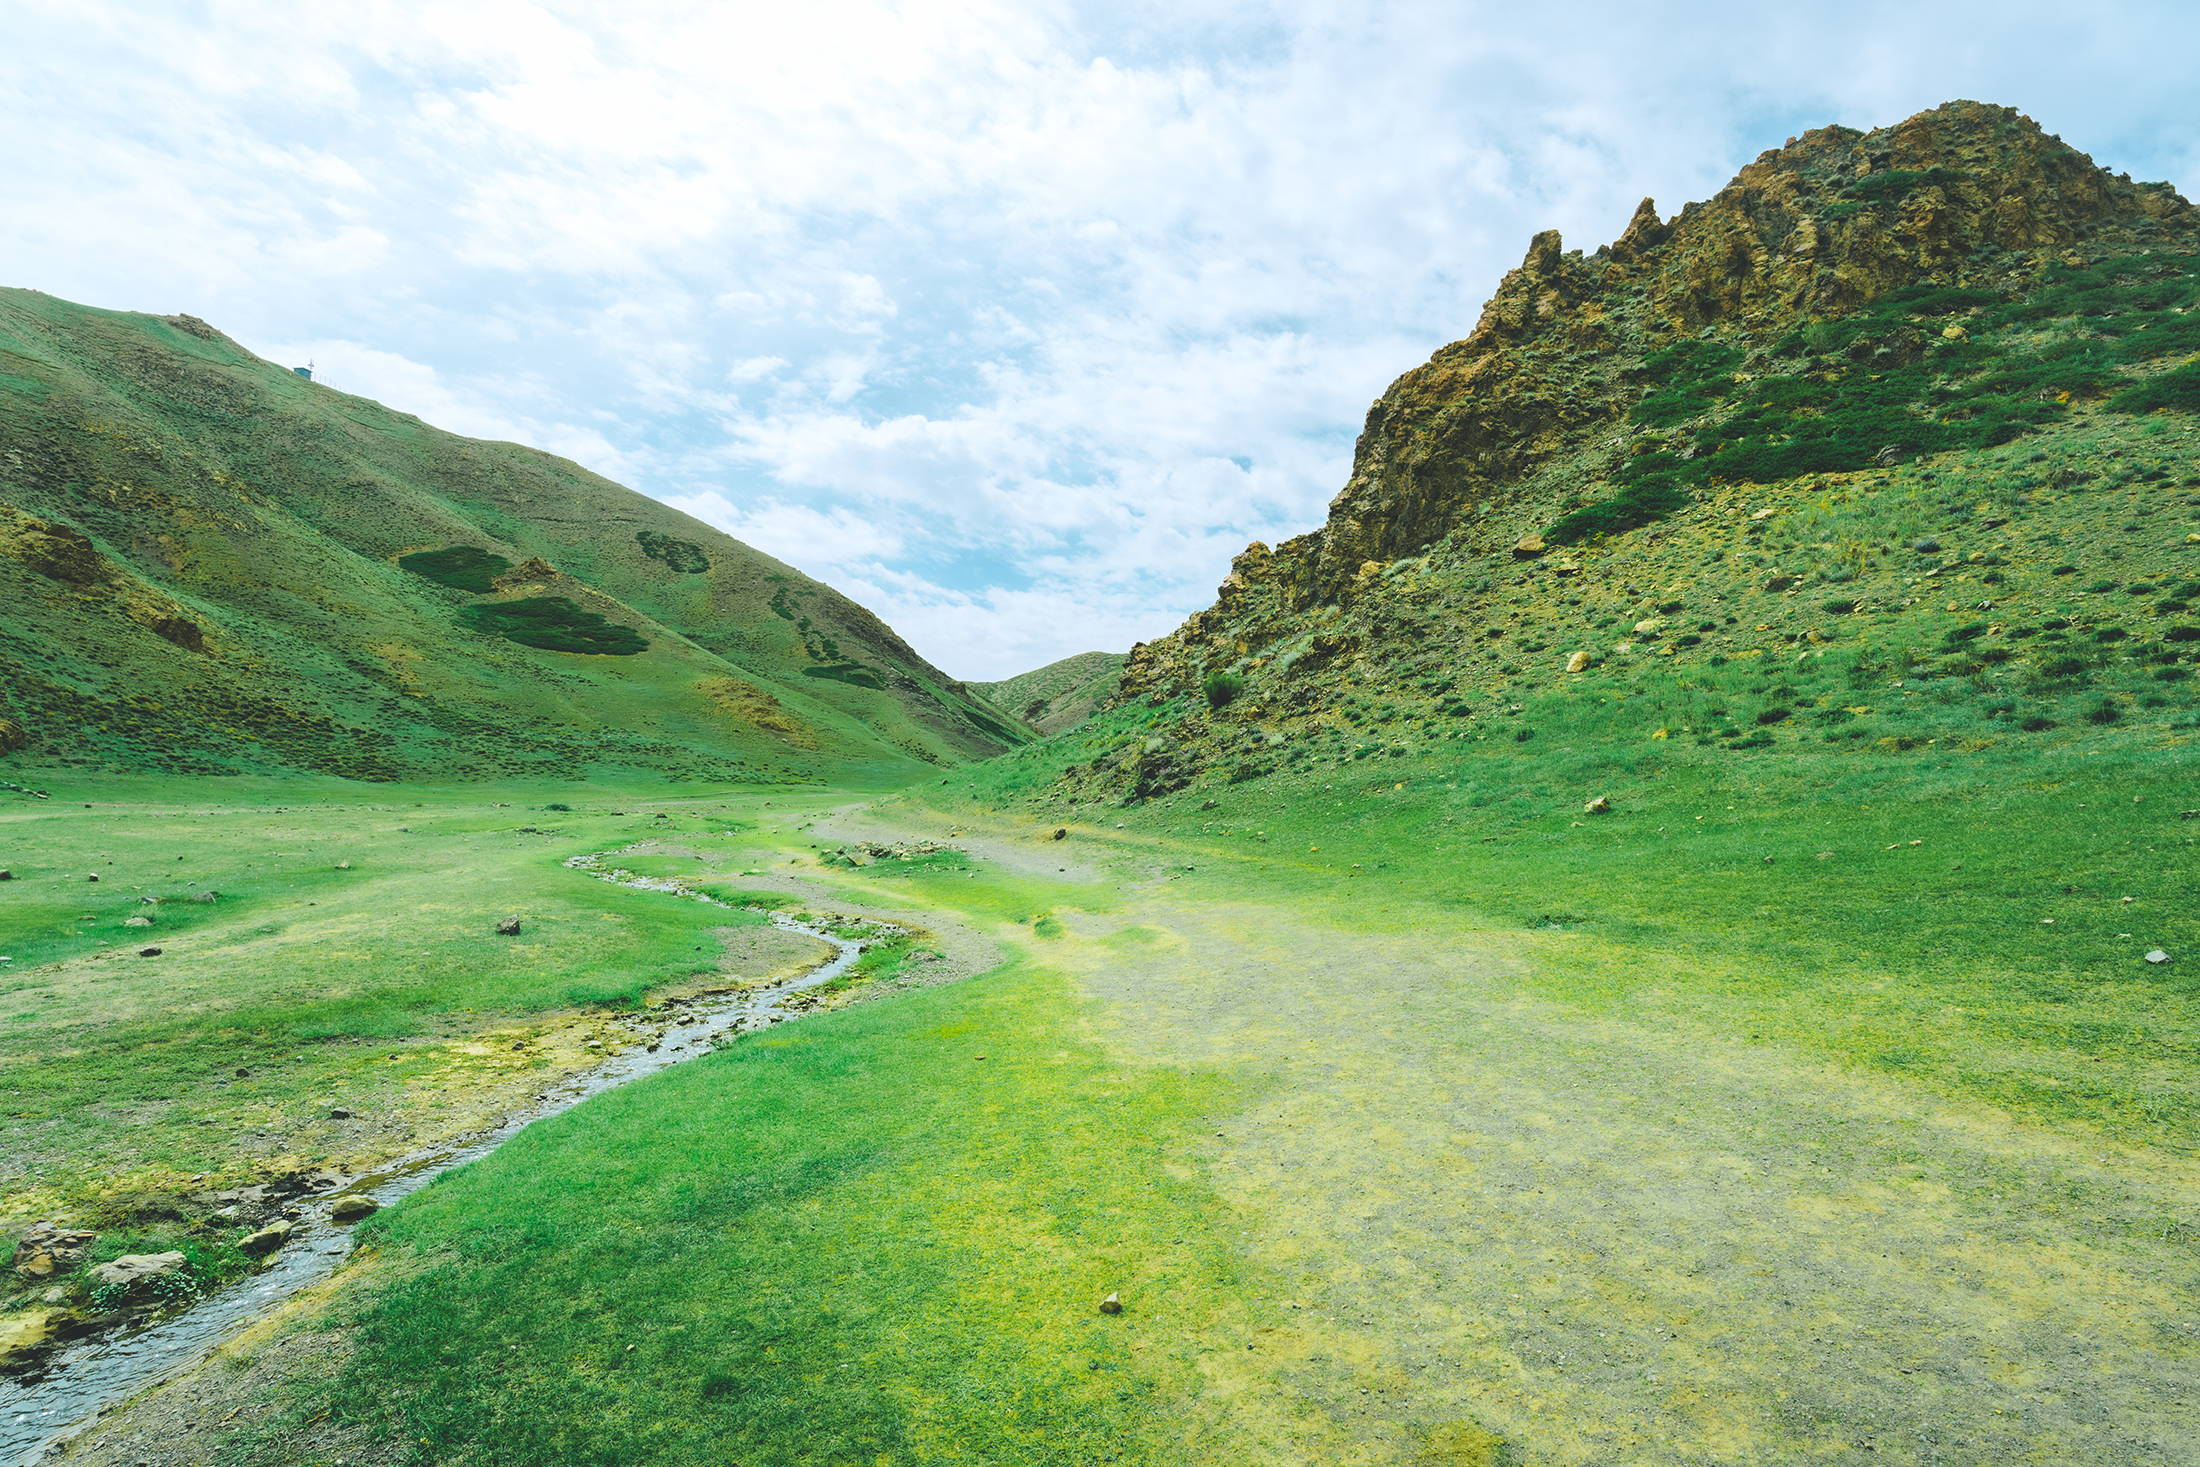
[11,771,2200,1466]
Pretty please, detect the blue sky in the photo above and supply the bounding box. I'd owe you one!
[7,1,2199,679]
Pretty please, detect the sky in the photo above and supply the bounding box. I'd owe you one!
[6,2,2200,680]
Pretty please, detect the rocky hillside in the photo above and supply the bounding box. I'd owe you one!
[972,651,1127,735]
[1037,102,2200,801]
[0,292,1029,784]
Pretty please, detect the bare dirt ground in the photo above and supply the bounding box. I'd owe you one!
[1034,889,2200,1465]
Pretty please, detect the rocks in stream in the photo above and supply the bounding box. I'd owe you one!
[238,1222,294,1256]
[330,1195,380,1223]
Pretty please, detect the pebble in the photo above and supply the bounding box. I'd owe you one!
[2146,950,2171,965]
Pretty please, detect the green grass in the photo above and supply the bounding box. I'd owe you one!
[0,776,846,1208]
[316,962,1252,1467]
[940,681,2200,1149]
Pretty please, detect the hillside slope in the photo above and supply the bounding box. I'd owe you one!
[972,650,1126,735]
[1017,101,2200,800]
[0,292,1028,784]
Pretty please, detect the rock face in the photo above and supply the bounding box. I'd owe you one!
[1118,102,2199,704]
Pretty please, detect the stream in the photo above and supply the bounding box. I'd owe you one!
[3,882,873,1466]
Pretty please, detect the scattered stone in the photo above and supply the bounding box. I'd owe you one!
[496,917,522,936]
[13,1225,98,1278]
[328,1107,352,1120]
[1583,795,1611,814]
[124,915,151,927]
[138,947,162,957]
[191,891,220,903]
[86,872,99,882]
[238,1222,293,1256]
[1940,323,1969,341]
[1513,533,1546,559]
[1762,575,1796,593]
[1763,855,1776,864]
[329,1195,380,1223]
[2147,949,2172,965]
[1052,827,1067,841]
[91,1251,187,1287]
[0,870,11,881]
[1099,1291,1123,1315]
[1632,619,1665,636]
[1565,650,1591,673]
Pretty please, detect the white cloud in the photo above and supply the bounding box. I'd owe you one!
[8,0,2200,679]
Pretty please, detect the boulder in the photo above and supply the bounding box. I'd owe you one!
[496,917,522,936]
[139,947,162,957]
[91,1251,187,1287]
[1584,795,1612,814]
[328,1107,352,1120]
[330,1195,380,1223]
[1052,827,1067,841]
[191,891,220,902]
[125,916,151,927]
[1512,533,1546,559]
[1099,1291,1123,1315]
[86,872,99,882]
[238,1222,293,1256]
[0,870,12,880]
[2146,949,2171,965]
[1565,651,1591,674]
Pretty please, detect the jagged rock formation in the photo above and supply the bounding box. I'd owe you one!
[1124,102,2200,707]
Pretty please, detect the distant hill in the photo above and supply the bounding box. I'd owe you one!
[972,651,1127,734]
[0,291,1030,785]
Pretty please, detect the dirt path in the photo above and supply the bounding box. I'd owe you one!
[1030,885,2200,1465]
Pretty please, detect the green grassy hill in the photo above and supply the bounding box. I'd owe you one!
[971,649,1126,734]
[0,292,1028,786]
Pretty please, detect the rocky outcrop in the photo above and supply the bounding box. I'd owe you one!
[1121,101,2199,704]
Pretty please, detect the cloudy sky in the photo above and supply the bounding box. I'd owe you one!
[7,1,2198,679]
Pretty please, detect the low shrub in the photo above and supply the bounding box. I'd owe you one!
[460,597,649,655]
[398,546,511,593]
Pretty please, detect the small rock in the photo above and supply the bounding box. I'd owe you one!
[191,891,220,903]
[86,872,99,882]
[1762,575,1796,593]
[238,1222,293,1256]
[92,1251,188,1286]
[1565,650,1591,674]
[328,1107,352,1120]
[2147,949,2171,965]
[1513,533,1546,559]
[0,870,11,881]
[329,1195,380,1223]
[124,915,151,927]
[1763,855,1775,864]
[1052,828,1067,841]
[496,918,522,936]
[1099,1291,1122,1315]
[336,860,351,869]
[1583,795,1611,814]
[139,947,162,957]
[1940,324,1968,341]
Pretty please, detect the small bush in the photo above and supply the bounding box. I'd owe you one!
[1203,671,1246,709]
[2084,701,2122,725]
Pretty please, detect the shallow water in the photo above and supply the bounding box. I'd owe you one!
[2,907,868,1466]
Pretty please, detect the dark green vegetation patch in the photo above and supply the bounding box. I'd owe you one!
[397,545,512,593]
[461,597,650,656]
[635,529,710,574]
[803,661,886,690]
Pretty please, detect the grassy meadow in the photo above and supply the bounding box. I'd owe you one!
[9,681,2200,1463]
